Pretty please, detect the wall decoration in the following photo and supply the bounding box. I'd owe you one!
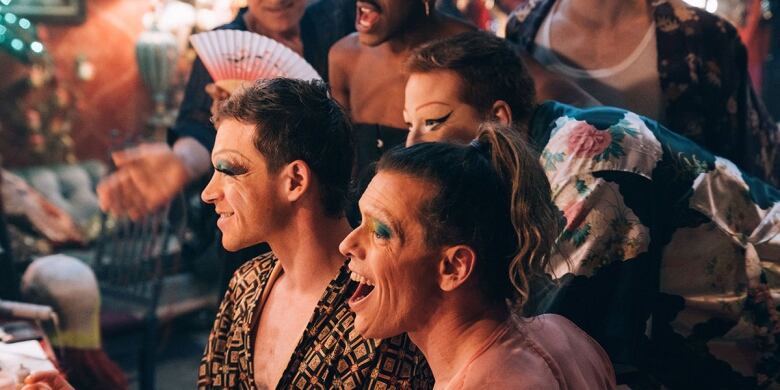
[0,0,86,24]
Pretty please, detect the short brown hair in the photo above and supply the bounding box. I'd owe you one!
[216,78,354,217]
[405,31,536,124]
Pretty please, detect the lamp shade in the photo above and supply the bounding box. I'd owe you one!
[135,29,178,107]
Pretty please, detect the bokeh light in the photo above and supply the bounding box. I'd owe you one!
[10,38,23,50]
[30,41,43,53]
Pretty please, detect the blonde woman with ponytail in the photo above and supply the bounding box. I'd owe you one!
[339,123,616,389]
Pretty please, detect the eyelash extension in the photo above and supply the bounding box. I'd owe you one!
[215,160,249,176]
[425,111,453,127]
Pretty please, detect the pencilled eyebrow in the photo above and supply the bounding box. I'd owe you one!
[414,101,452,113]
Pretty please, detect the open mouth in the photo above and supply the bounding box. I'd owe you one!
[216,211,235,227]
[356,0,381,32]
[349,271,375,305]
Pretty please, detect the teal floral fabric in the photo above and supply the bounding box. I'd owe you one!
[527,101,780,389]
[507,0,780,186]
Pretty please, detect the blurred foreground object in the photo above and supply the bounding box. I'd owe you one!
[21,255,127,390]
[0,301,55,323]
[1,170,84,247]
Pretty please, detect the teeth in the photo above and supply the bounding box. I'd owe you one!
[350,271,374,286]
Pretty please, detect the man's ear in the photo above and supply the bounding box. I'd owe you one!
[491,100,513,125]
[281,160,311,203]
[438,245,477,292]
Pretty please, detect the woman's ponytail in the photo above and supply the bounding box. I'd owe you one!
[477,123,561,309]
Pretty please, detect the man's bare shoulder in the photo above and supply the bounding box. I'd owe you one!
[330,32,363,62]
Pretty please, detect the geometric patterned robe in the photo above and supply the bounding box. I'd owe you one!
[198,253,432,389]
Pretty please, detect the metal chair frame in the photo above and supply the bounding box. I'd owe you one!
[93,195,186,390]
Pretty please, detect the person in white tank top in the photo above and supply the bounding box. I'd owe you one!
[506,0,780,186]
[532,0,665,121]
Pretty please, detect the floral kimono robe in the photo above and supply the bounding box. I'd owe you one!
[198,252,432,389]
[527,101,780,388]
[507,0,780,186]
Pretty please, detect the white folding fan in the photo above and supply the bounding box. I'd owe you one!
[189,30,321,93]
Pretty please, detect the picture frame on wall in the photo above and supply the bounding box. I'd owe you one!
[1,0,86,24]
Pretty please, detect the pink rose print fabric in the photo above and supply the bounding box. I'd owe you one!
[527,101,780,388]
[566,122,611,159]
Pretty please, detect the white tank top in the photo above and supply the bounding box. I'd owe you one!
[532,7,665,121]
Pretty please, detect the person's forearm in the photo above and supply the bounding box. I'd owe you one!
[172,136,212,181]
